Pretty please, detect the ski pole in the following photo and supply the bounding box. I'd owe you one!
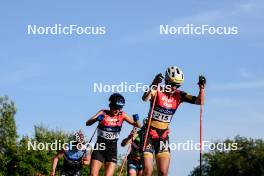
[88,126,98,146]
[200,104,203,176]
[118,127,136,176]
[143,89,158,151]
[198,74,206,176]
[84,126,98,158]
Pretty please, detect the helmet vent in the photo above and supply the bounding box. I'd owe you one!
[176,68,180,74]
[172,71,175,77]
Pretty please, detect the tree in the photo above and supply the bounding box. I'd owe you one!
[190,136,264,176]
[16,125,70,176]
[0,95,18,175]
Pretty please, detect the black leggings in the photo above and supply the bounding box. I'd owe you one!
[91,137,118,163]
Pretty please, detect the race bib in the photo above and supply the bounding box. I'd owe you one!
[97,129,119,140]
[152,110,173,123]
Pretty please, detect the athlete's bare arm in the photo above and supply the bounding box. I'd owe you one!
[181,84,205,105]
[121,129,137,147]
[195,85,205,105]
[124,114,141,128]
[50,150,64,176]
[85,110,104,126]
[121,135,132,147]
[82,151,91,166]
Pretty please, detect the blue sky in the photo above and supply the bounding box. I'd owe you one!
[0,0,264,175]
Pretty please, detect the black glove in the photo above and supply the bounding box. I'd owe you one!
[152,73,164,85]
[198,75,206,85]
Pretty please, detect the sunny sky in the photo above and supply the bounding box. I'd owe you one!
[1,0,264,175]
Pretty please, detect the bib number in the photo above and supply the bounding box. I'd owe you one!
[152,111,172,122]
[98,129,119,140]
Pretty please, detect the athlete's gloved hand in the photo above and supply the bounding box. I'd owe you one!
[132,114,140,122]
[97,114,104,121]
[129,128,137,138]
[198,75,206,89]
[132,114,141,127]
[152,73,164,85]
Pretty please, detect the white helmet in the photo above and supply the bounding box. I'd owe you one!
[165,66,184,86]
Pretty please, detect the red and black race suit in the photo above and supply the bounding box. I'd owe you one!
[92,110,126,163]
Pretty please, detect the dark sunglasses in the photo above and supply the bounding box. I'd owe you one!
[111,105,123,110]
[167,82,180,88]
